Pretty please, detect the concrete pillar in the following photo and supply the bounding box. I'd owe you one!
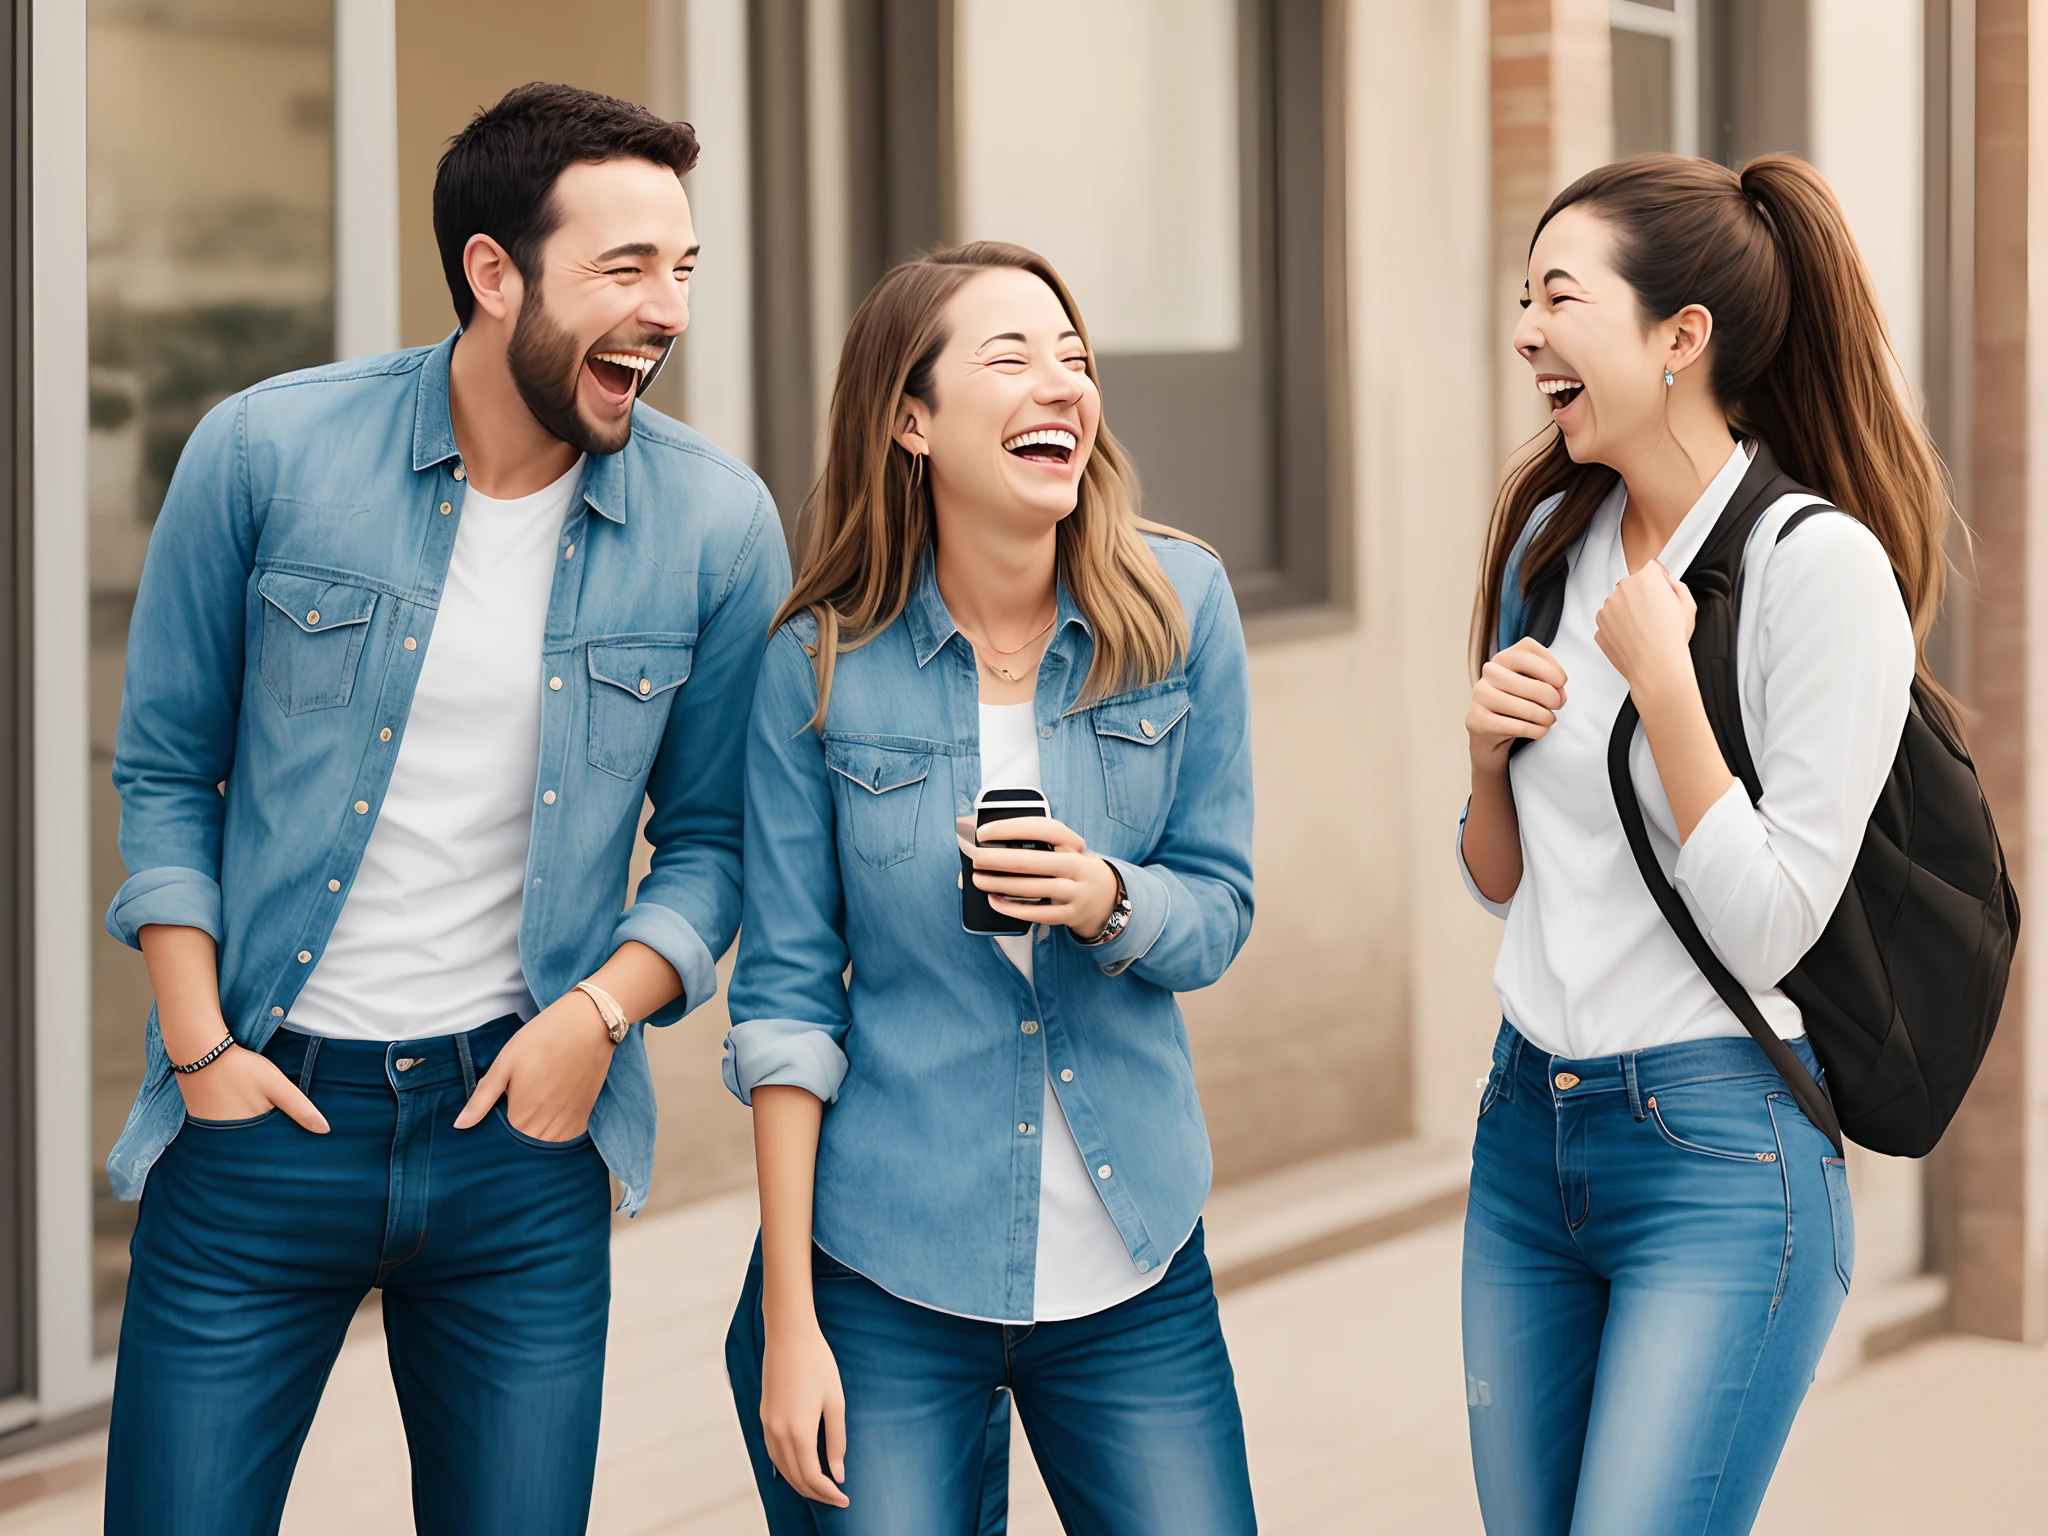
[1490,0,1611,466]
[1943,0,2048,1343]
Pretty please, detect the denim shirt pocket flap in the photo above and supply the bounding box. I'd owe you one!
[1090,688,1190,748]
[823,738,934,868]
[256,569,378,634]
[587,637,695,780]
[824,738,934,795]
[256,570,379,714]
[587,638,695,702]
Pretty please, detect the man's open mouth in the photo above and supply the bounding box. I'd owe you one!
[587,350,659,398]
[1001,427,1077,465]
[1538,376,1585,412]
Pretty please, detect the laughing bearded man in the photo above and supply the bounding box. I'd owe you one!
[100,83,788,1536]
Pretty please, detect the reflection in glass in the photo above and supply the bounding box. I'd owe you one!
[87,0,334,1354]
[954,0,1240,354]
[1612,27,1676,157]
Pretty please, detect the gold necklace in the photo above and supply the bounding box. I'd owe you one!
[957,610,1057,683]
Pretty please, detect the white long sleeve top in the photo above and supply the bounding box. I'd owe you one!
[1461,441,1916,1059]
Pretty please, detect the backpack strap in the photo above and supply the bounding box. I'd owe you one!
[1606,697,1847,1156]
[1606,442,1846,1156]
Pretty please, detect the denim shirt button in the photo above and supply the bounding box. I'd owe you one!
[270,1006,284,1017]
[1020,1020,1037,1034]
[1096,1165,1111,1179]
[1039,725,1054,739]
[1137,1259,1150,1273]
[1060,1069,1073,1082]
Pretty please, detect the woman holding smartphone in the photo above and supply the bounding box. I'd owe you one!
[1460,153,1945,1532]
[722,241,1257,1533]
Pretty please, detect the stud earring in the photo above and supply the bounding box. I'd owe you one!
[1664,367,1675,388]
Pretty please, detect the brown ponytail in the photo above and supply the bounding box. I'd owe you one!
[1473,153,1955,726]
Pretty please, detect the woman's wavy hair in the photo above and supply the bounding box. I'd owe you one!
[773,240,1192,729]
[1473,153,1956,722]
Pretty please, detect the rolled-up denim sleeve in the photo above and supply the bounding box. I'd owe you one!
[723,625,851,1105]
[105,394,254,951]
[1090,561,1255,991]
[624,490,791,1025]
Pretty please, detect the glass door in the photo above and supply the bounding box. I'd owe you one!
[86,0,335,1354]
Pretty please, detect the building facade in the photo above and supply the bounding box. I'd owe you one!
[0,0,2038,1437]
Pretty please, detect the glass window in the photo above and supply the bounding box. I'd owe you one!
[87,0,334,1355]
[955,0,1241,354]
[1611,0,1698,159]
[1613,28,1677,155]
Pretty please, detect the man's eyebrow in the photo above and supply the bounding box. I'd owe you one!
[679,243,701,260]
[594,242,661,262]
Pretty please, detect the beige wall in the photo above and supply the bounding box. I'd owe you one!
[394,2,655,348]
[1186,0,1504,1179]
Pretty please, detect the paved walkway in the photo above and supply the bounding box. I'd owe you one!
[3,1189,2045,1532]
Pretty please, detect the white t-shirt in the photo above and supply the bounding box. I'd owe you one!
[1461,441,1915,1059]
[289,458,584,1041]
[979,700,1172,1320]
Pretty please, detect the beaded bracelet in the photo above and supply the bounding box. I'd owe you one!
[171,1033,235,1075]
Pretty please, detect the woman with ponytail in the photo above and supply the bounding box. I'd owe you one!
[722,243,1257,1532]
[1459,154,1944,1532]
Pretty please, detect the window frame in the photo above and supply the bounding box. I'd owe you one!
[1610,0,1701,159]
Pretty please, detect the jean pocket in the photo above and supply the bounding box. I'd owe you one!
[824,736,934,869]
[1821,1155,1855,1292]
[587,636,695,781]
[1644,1084,1783,1164]
[256,569,378,714]
[182,1107,281,1131]
[1091,682,1190,830]
[490,1104,593,1151]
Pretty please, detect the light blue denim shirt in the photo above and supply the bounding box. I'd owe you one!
[725,536,1255,1321]
[105,335,788,1215]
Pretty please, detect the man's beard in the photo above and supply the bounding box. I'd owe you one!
[506,285,634,457]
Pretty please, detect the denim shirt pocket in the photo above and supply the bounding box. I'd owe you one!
[1092,682,1191,829]
[587,636,696,781]
[255,569,379,715]
[824,736,934,869]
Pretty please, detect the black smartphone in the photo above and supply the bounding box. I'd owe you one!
[961,787,1052,936]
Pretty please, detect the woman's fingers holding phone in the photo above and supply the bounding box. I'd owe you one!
[975,815,1084,853]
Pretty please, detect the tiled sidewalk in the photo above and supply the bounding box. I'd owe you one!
[7,1181,2048,1532]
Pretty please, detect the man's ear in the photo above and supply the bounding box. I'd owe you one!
[892,398,932,459]
[463,234,522,325]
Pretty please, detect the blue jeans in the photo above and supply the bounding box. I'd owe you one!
[726,1221,1257,1535]
[106,1017,613,1536]
[1463,1023,1854,1535]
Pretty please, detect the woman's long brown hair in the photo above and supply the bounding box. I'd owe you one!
[774,241,1192,729]
[1473,153,1955,723]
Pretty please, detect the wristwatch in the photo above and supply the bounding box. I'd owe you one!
[575,980,631,1045]
[1076,864,1132,948]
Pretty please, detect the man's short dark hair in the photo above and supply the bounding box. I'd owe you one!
[433,82,701,327]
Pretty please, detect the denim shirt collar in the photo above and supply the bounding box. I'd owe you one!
[410,329,628,524]
[902,546,1092,669]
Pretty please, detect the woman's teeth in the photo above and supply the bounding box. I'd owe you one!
[1002,428,1078,463]
[1539,377,1584,410]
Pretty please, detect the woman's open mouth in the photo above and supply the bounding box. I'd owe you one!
[1001,427,1077,467]
[1538,376,1585,414]
[586,350,657,404]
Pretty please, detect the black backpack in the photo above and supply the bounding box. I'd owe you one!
[1511,442,2018,1157]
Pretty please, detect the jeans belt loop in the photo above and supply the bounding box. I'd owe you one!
[296,1035,323,1096]
[1624,1052,1644,1120]
[455,1030,479,1098]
